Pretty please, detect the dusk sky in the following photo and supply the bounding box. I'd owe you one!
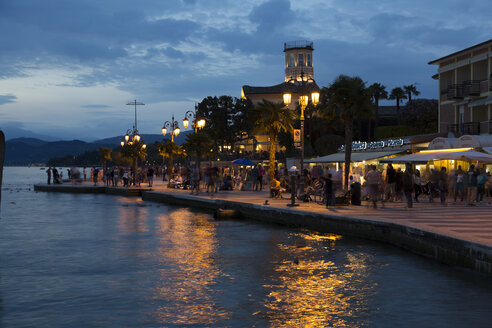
[0,0,491,141]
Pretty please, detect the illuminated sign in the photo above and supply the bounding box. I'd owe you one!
[338,138,404,151]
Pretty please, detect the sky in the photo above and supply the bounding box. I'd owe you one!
[0,0,491,141]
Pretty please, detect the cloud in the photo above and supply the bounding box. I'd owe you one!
[0,94,17,105]
[81,104,111,109]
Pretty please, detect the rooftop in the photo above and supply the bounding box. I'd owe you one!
[284,40,314,52]
[428,38,492,65]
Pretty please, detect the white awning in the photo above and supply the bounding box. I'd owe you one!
[306,150,404,163]
[454,135,492,148]
[428,137,457,150]
[381,149,492,164]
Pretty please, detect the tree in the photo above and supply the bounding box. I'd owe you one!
[250,100,293,196]
[321,75,373,194]
[158,140,186,180]
[98,147,112,172]
[367,83,388,140]
[388,87,407,112]
[121,142,147,184]
[403,84,420,102]
[183,131,212,171]
[196,96,254,158]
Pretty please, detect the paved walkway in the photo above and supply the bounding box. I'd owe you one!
[45,179,492,247]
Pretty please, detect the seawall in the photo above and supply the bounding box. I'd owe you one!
[142,191,492,275]
[33,183,492,275]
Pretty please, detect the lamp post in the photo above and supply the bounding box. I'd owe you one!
[283,72,320,193]
[121,99,147,186]
[182,103,206,133]
[162,114,180,142]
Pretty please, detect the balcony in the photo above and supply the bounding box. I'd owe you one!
[462,80,481,97]
[440,88,448,101]
[447,122,481,135]
[480,120,492,135]
[447,84,464,99]
[480,80,489,94]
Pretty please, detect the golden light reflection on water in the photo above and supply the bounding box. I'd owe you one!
[151,208,230,325]
[117,198,150,234]
[262,230,375,328]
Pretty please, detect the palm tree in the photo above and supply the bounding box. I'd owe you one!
[121,142,147,184]
[250,100,293,196]
[321,75,373,194]
[367,83,388,139]
[183,131,212,172]
[403,84,420,102]
[158,140,186,181]
[388,87,407,111]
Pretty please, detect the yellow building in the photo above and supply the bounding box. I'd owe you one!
[241,40,320,109]
[429,39,492,135]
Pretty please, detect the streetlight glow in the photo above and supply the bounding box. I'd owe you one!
[162,127,167,136]
[125,134,130,142]
[183,118,189,129]
[283,93,292,106]
[311,92,320,106]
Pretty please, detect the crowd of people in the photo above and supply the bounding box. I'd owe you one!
[46,162,492,209]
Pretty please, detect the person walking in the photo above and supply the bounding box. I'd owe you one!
[93,167,99,186]
[453,167,465,204]
[322,173,334,208]
[46,167,52,185]
[258,165,264,191]
[384,163,396,201]
[439,167,449,206]
[147,166,154,187]
[365,165,384,209]
[466,165,478,205]
[83,167,87,181]
[477,168,487,204]
[402,163,414,208]
[251,165,259,191]
[413,169,422,202]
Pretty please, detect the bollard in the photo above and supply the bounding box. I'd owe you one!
[287,173,299,207]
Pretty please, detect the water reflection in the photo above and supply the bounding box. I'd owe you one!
[151,208,229,325]
[263,230,375,327]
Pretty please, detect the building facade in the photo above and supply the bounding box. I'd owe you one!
[429,39,492,135]
[241,40,319,109]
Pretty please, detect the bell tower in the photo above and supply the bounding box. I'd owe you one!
[284,40,314,82]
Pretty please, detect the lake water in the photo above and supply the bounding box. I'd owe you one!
[1,167,492,327]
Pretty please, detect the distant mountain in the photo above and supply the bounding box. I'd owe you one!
[4,138,114,166]
[0,125,60,141]
[4,131,193,165]
[94,131,192,146]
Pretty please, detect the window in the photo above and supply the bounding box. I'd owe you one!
[307,54,312,67]
[298,54,304,67]
[289,54,294,67]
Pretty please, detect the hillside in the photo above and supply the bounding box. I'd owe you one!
[5,139,113,166]
[4,132,192,165]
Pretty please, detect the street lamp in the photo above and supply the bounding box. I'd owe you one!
[162,114,180,142]
[283,72,320,192]
[182,103,206,133]
[120,100,147,186]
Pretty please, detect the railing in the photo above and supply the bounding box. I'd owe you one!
[480,120,492,135]
[447,122,481,135]
[480,80,489,94]
[284,40,313,50]
[447,84,464,99]
[462,80,481,97]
